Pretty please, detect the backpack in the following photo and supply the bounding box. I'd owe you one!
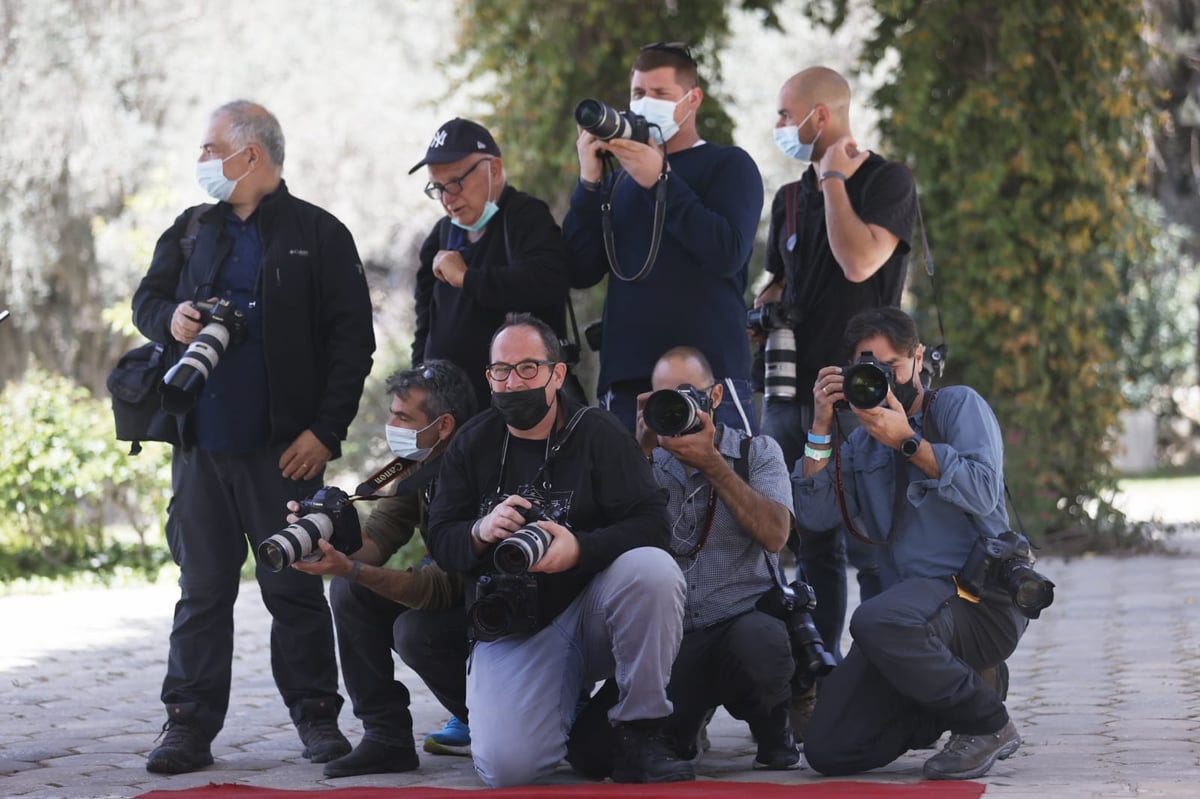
[107,204,211,455]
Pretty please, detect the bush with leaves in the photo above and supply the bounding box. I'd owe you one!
[0,368,172,581]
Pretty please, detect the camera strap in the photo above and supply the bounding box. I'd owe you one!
[600,154,670,283]
[352,456,431,500]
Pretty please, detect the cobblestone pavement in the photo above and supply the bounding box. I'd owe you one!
[3,535,1199,798]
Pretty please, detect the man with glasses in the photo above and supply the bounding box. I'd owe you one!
[290,360,476,777]
[410,118,573,411]
[563,42,763,435]
[425,313,694,787]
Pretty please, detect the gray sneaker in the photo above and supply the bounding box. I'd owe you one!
[922,719,1020,780]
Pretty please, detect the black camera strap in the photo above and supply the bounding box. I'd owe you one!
[600,152,671,283]
[352,456,431,500]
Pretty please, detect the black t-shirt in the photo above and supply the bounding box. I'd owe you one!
[765,153,917,401]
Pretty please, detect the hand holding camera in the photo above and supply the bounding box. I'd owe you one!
[258,486,363,572]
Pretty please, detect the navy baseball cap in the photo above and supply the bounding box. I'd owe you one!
[408,118,501,174]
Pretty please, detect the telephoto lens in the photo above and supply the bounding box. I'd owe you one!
[574,98,650,143]
[841,352,895,409]
[160,322,232,414]
[643,386,710,437]
[494,525,553,574]
[764,329,798,400]
[258,513,335,572]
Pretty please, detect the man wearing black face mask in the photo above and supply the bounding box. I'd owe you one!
[425,313,694,788]
[794,307,1025,781]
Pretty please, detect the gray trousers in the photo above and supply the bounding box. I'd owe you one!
[466,547,684,788]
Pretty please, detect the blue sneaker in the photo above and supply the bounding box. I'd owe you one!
[423,716,471,757]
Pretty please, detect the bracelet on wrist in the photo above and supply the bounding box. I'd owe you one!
[804,444,832,461]
[807,430,833,445]
[819,170,847,185]
[471,518,486,545]
[349,560,362,583]
[579,177,602,192]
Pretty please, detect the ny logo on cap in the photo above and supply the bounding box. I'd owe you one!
[477,140,487,150]
[431,129,448,148]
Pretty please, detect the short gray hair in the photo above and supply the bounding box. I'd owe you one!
[385,359,477,426]
[214,100,286,167]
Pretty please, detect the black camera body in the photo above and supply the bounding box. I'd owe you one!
[468,496,568,642]
[957,530,1055,619]
[257,486,363,573]
[746,302,799,336]
[839,351,897,410]
[160,298,250,415]
[643,384,712,437]
[574,98,651,144]
[757,579,837,688]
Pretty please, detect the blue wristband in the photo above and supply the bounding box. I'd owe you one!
[807,430,833,445]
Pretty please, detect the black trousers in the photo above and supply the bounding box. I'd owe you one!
[161,445,341,740]
[804,576,1027,776]
[329,576,469,747]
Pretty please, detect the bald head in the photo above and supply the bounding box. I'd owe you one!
[776,67,852,161]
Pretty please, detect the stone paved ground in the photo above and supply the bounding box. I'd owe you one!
[3,526,1199,797]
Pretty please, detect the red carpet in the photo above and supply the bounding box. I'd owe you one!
[135,780,986,799]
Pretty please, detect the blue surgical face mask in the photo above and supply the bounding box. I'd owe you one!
[195,147,248,201]
[451,160,500,232]
[385,417,440,461]
[773,109,819,161]
[629,92,693,145]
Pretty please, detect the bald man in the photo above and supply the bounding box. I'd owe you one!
[752,67,917,682]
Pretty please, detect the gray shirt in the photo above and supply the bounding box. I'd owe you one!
[792,385,1008,589]
[652,427,794,634]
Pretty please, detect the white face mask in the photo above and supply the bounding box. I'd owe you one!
[629,92,693,145]
[385,417,439,461]
[773,109,819,161]
[195,147,248,201]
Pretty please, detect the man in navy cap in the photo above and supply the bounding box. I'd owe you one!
[410,118,574,411]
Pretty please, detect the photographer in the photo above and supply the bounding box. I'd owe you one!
[794,308,1026,780]
[425,314,693,787]
[289,360,475,777]
[410,118,576,410]
[131,101,374,774]
[567,346,800,775]
[563,41,762,434]
[756,67,918,667]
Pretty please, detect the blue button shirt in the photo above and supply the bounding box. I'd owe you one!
[193,209,270,452]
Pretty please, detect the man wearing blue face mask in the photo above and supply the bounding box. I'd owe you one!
[563,42,764,437]
[752,67,918,680]
[291,360,478,777]
[132,100,375,774]
[410,118,575,412]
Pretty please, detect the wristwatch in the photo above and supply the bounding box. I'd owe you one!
[900,432,922,459]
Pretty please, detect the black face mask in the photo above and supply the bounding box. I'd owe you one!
[893,356,920,412]
[492,385,554,431]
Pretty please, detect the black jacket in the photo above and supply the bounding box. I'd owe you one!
[425,396,668,623]
[131,182,375,456]
[413,185,569,408]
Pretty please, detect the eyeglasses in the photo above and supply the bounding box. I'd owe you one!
[486,359,556,382]
[424,158,493,200]
[640,41,695,64]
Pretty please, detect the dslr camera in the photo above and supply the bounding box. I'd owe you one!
[643,384,712,437]
[468,498,565,642]
[574,98,651,144]
[160,298,248,415]
[747,303,800,401]
[756,579,837,689]
[957,530,1056,619]
[257,486,362,573]
[839,351,897,410]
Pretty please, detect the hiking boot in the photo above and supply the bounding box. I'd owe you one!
[923,719,1021,780]
[324,738,419,778]
[751,704,802,770]
[423,716,471,757]
[146,721,213,774]
[293,697,351,763]
[612,719,695,784]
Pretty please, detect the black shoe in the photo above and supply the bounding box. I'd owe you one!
[323,739,419,778]
[146,720,213,774]
[294,698,352,764]
[612,719,695,784]
[923,719,1021,780]
[750,704,802,771]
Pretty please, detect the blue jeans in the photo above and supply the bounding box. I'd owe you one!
[601,378,758,436]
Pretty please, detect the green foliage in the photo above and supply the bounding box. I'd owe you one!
[454,0,781,212]
[0,368,172,581]
[816,1,1155,539]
